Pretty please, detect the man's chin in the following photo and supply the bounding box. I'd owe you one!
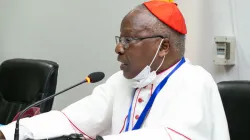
[122,71,134,79]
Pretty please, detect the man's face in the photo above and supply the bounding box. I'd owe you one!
[115,10,162,79]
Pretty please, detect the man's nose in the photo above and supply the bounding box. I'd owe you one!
[115,43,125,54]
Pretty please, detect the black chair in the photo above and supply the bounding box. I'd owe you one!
[217,80,250,140]
[0,58,59,124]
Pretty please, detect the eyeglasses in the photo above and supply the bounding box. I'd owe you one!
[115,35,166,49]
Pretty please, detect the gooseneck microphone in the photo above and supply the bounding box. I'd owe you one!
[14,72,105,140]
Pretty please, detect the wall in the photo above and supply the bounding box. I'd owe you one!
[1,0,250,109]
[177,0,250,82]
[0,0,144,110]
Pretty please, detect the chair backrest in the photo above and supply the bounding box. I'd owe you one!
[217,80,250,140]
[0,58,59,124]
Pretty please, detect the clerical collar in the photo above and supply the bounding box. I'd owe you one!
[157,59,182,75]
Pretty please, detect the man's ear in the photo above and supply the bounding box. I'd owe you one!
[159,38,170,57]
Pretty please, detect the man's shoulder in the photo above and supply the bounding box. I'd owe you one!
[183,63,215,84]
[176,63,218,98]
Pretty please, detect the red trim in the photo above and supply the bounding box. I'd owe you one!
[157,60,180,75]
[150,84,154,96]
[167,127,191,140]
[132,88,142,127]
[166,130,173,140]
[119,116,128,133]
[125,84,154,130]
[61,112,94,140]
[157,69,168,75]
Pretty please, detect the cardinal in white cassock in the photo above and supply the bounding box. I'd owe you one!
[0,0,230,139]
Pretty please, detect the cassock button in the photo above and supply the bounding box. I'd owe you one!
[135,115,139,119]
[138,98,143,103]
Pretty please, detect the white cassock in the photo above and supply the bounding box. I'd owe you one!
[0,58,230,140]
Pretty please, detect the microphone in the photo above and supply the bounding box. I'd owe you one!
[14,72,105,140]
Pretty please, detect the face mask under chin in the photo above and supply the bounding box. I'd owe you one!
[131,39,165,88]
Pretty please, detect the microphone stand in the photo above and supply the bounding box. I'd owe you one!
[14,80,87,140]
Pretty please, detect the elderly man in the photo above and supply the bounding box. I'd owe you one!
[0,0,230,139]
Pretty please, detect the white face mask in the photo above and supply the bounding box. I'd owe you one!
[131,39,165,88]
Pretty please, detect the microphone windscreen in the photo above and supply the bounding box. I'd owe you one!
[88,72,105,83]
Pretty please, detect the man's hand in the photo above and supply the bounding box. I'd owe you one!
[0,131,5,139]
